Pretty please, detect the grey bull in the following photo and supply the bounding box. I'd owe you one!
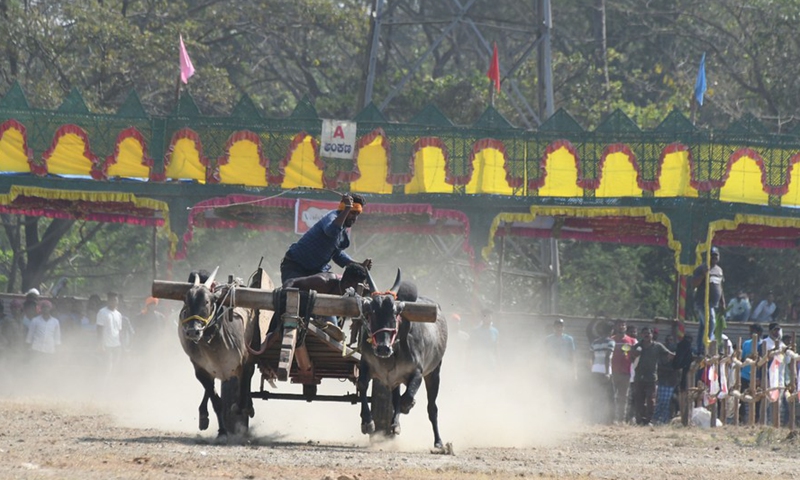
[357,269,448,449]
[178,268,263,437]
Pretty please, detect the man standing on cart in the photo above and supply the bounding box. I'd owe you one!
[280,193,373,331]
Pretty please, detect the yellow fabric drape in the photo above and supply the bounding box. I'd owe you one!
[0,126,30,172]
[351,136,392,194]
[280,135,323,189]
[655,149,698,198]
[165,138,205,182]
[405,146,453,194]
[108,137,150,179]
[596,152,642,197]
[46,133,93,176]
[538,146,583,197]
[465,147,513,195]
[719,156,768,204]
[220,139,267,186]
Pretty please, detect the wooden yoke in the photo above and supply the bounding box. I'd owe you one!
[152,281,439,322]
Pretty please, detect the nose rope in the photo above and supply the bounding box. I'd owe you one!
[181,302,217,326]
[370,314,401,347]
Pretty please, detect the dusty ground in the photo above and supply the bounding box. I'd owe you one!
[2,337,800,480]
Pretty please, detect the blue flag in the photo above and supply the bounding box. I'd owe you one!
[694,52,707,106]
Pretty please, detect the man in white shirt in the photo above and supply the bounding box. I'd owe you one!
[26,300,60,356]
[751,293,777,323]
[96,292,123,376]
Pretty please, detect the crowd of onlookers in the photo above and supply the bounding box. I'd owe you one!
[0,288,175,376]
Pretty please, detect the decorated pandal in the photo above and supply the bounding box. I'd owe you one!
[2,85,800,271]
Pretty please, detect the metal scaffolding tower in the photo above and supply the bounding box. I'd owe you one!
[361,0,554,129]
[361,0,559,314]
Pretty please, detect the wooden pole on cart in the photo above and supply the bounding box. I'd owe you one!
[709,341,717,428]
[151,281,439,323]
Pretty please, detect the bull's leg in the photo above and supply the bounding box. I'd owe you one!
[390,386,402,435]
[424,363,444,449]
[241,363,255,418]
[358,360,375,434]
[194,367,219,433]
[399,369,422,414]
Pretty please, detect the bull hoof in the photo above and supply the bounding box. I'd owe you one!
[361,421,375,435]
[390,423,401,436]
[434,440,443,449]
[199,416,210,431]
[399,396,415,414]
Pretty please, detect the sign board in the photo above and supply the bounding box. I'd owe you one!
[294,198,340,234]
[320,119,357,160]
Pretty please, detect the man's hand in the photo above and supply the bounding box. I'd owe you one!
[361,258,373,270]
[341,194,353,209]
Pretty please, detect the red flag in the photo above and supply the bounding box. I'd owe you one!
[486,42,500,93]
[179,35,195,84]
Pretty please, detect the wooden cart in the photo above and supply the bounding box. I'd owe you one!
[151,269,437,433]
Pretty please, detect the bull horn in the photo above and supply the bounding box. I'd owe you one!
[388,268,402,293]
[204,266,220,288]
[193,272,200,286]
[365,269,378,293]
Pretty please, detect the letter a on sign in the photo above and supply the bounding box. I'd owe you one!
[320,119,357,160]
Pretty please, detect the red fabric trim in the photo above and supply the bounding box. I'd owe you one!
[97,127,153,181]
[163,128,215,183]
[529,140,580,190]
[0,119,40,175]
[42,124,98,176]
[267,132,320,185]
[0,205,163,227]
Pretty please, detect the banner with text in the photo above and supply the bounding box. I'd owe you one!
[294,198,339,234]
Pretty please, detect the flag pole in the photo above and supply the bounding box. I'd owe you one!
[690,95,697,125]
[174,72,182,112]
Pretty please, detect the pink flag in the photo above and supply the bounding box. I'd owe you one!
[179,35,195,84]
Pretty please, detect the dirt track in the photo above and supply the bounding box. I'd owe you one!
[3,396,800,480]
[2,334,800,480]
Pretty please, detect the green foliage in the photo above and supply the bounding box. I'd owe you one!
[558,242,675,318]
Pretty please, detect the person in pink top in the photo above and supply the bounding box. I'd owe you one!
[611,319,636,423]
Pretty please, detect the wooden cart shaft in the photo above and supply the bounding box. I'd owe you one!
[151,280,438,323]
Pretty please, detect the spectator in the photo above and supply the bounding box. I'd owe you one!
[654,334,679,424]
[626,324,640,423]
[672,332,694,420]
[691,247,725,354]
[788,294,800,324]
[760,322,785,422]
[629,327,675,426]
[470,309,500,370]
[447,313,470,365]
[751,293,777,323]
[96,292,124,377]
[739,323,763,422]
[725,291,751,322]
[21,298,38,336]
[544,318,576,379]
[135,297,166,349]
[589,321,615,424]
[25,300,61,358]
[611,319,636,423]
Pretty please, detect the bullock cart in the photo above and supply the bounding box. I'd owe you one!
[152,270,437,435]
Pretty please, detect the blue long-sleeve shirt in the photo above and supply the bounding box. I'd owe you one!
[285,210,354,273]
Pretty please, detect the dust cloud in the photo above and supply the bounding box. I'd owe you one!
[0,251,583,452]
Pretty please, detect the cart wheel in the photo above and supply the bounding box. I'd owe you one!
[370,382,393,436]
[221,377,249,436]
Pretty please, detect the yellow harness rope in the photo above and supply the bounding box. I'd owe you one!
[181,303,217,326]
